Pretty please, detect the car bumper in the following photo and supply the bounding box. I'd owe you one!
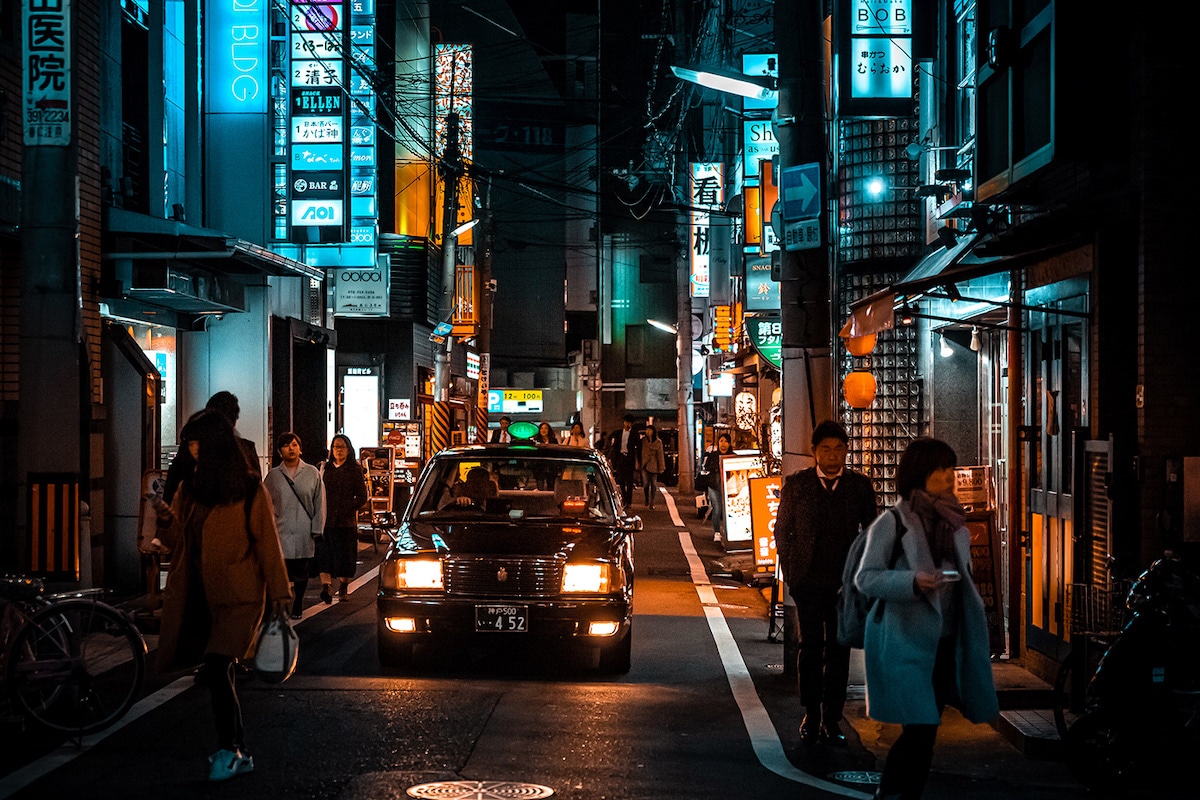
[377,593,631,641]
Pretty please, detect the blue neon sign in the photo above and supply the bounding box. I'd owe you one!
[207,0,267,114]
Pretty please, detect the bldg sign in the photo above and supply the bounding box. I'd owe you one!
[742,119,778,178]
[741,53,778,113]
[836,0,915,117]
[24,0,73,146]
[333,256,389,315]
[744,256,779,311]
[747,315,782,369]
[717,455,764,545]
[205,0,265,115]
[689,162,724,298]
[486,389,543,415]
[749,475,782,572]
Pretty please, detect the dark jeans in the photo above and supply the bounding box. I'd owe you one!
[795,587,851,722]
[878,635,957,799]
[202,653,244,751]
[613,456,636,506]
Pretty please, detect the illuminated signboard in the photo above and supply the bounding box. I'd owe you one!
[718,455,764,544]
[291,59,342,87]
[744,256,780,311]
[207,0,266,115]
[743,119,778,180]
[747,314,783,369]
[486,389,543,415]
[741,53,778,113]
[292,144,343,170]
[689,162,724,299]
[466,351,480,380]
[749,475,782,572]
[291,199,343,226]
[836,0,915,117]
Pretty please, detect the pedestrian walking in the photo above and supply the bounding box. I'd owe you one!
[855,437,999,800]
[563,421,590,447]
[773,420,878,745]
[606,414,641,507]
[318,434,368,604]
[263,432,326,619]
[163,390,261,504]
[700,433,732,540]
[640,425,666,508]
[150,409,291,782]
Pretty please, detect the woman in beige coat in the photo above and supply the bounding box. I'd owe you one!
[153,409,292,782]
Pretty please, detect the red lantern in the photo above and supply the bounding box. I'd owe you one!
[845,333,877,357]
[843,371,877,409]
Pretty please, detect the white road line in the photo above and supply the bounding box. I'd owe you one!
[660,490,872,800]
[0,564,381,799]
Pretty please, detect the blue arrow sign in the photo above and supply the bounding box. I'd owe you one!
[780,162,821,221]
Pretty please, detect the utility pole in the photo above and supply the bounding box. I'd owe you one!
[434,112,461,403]
[774,0,834,681]
[18,1,86,582]
[431,112,461,453]
[476,178,495,441]
[676,241,695,495]
[777,0,833,475]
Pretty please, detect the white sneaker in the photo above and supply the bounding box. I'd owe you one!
[208,748,254,781]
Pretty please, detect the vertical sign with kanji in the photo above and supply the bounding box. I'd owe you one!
[749,475,782,576]
[689,162,724,299]
[23,0,72,147]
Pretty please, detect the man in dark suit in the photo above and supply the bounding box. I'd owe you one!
[489,415,513,443]
[606,414,640,507]
[774,420,878,745]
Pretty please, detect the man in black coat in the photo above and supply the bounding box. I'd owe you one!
[606,414,641,507]
[489,416,513,443]
[774,420,878,745]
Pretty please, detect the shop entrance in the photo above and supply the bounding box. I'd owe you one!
[1023,301,1088,660]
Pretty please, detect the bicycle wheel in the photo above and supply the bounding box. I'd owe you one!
[7,599,147,736]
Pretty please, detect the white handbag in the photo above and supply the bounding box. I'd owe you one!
[252,616,299,683]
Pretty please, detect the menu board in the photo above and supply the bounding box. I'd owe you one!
[748,475,782,576]
[718,454,764,545]
[966,511,1004,655]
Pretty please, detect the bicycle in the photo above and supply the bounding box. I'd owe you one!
[1,574,147,737]
[1051,572,1134,740]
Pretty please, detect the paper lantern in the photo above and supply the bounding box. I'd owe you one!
[845,333,877,357]
[843,370,877,409]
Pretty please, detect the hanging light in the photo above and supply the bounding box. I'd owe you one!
[940,332,954,358]
[899,304,918,326]
[970,325,982,352]
[843,371,878,409]
[845,333,877,357]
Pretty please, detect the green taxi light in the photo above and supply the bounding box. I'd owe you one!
[506,421,540,440]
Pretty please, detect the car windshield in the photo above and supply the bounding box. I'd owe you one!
[412,456,617,523]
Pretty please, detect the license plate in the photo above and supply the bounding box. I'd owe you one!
[475,604,528,632]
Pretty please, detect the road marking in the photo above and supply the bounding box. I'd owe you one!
[0,565,380,798]
[660,491,871,800]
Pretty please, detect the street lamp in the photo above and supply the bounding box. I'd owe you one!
[647,318,678,335]
[669,65,777,101]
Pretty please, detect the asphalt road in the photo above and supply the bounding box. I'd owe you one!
[0,489,1138,800]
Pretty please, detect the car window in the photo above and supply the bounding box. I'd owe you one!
[412,456,617,522]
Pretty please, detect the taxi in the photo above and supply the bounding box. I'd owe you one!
[376,422,638,673]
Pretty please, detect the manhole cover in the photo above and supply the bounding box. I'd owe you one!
[406,780,555,799]
[827,770,880,785]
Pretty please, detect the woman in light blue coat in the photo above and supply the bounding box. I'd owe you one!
[855,437,998,800]
[263,432,326,618]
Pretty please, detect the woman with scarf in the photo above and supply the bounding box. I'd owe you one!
[854,437,998,800]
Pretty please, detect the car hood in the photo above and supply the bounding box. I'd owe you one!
[397,519,621,560]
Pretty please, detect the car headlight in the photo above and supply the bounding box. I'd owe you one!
[562,562,612,593]
[381,558,444,591]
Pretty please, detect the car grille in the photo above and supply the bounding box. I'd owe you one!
[444,556,565,597]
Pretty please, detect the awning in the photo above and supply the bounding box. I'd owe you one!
[839,229,1085,338]
[104,207,323,280]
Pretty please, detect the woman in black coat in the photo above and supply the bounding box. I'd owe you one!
[319,434,369,603]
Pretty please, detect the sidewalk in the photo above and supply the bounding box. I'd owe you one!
[661,486,1089,799]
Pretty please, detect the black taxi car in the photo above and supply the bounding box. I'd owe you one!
[376,424,638,673]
